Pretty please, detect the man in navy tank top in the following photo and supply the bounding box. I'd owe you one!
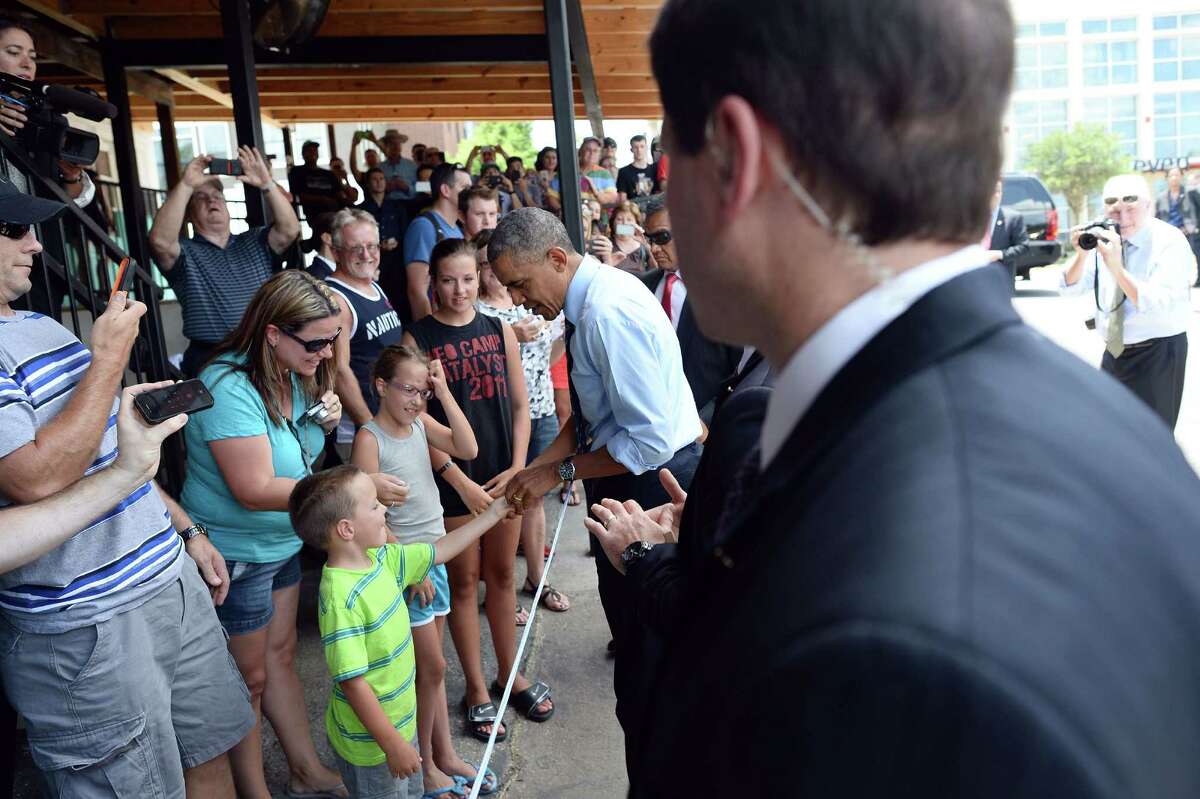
[326,209,404,426]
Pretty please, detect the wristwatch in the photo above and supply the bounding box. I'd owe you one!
[179,523,208,542]
[621,540,654,567]
[558,457,576,482]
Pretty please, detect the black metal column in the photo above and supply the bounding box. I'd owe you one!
[156,101,181,189]
[101,42,152,274]
[544,0,583,251]
[101,41,173,386]
[220,0,268,228]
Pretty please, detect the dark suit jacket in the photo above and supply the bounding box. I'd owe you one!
[1155,188,1200,234]
[639,268,743,422]
[990,206,1029,275]
[630,265,1200,798]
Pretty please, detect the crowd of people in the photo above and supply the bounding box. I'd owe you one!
[6,1,1200,798]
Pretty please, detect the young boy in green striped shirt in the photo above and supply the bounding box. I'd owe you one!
[289,464,509,798]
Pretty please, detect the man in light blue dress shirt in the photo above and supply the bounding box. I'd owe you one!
[488,207,703,773]
[1061,173,1196,429]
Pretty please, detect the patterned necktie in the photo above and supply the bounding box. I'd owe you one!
[661,273,678,322]
[564,321,590,454]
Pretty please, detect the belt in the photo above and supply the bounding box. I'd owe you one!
[1122,334,1182,350]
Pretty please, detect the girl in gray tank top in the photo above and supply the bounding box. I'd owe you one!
[350,344,479,544]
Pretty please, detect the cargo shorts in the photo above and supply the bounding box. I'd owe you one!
[0,558,255,797]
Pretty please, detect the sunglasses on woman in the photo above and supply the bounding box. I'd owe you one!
[646,229,673,246]
[282,327,341,353]
[1102,195,1140,206]
[0,221,31,240]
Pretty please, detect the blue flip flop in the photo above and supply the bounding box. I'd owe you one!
[452,764,499,796]
[421,779,466,799]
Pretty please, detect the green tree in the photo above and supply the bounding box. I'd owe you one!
[1024,123,1126,226]
[452,122,537,171]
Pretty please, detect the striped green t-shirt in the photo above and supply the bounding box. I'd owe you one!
[318,542,435,766]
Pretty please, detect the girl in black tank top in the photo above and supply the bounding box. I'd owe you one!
[402,239,552,734]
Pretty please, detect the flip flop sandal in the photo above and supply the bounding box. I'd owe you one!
[422,780,466,799]
[461,697,507,742]
[516,603,529,626]
[450,764,499,796]
[491,679,555,722]
[522,579,570,612]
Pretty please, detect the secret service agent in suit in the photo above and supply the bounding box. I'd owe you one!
[983,180,1029,281]
[637,197,743,423]
[487,208,703,776]
[590,0,1200,796]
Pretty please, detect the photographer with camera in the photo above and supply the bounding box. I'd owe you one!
[148,149,300,377]
[478,162,523,215]
[1061,174,1196,429]
[0,17,97,207]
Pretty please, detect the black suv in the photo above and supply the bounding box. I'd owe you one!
[1001,173,1063,279]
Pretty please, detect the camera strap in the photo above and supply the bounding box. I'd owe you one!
[1093,239,1129,314]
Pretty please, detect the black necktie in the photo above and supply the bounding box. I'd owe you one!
[564,321,590,454]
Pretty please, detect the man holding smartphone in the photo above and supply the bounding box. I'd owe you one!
[148,147,300,377]
[0,177,251,796]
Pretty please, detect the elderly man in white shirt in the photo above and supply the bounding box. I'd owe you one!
[1061,173,1196,429]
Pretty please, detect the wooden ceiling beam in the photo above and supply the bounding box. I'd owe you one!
[190,63,557,80]
[103,10,547,39]
[130,105,662,122]
[211,76,656,94]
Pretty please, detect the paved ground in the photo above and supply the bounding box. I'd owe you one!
[14,263,1200,797]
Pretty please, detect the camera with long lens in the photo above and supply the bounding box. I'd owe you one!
[0,72,117,171]
[1078,218,1120,251]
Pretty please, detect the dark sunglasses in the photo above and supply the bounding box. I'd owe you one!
[646,229,673,246]
[282,327,341,353]
[0,221,31,240]
[1103,195,1141,205]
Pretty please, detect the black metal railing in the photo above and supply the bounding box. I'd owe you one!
[0,133,184,493]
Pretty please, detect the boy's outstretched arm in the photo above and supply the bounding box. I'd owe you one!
[433,497,509,564]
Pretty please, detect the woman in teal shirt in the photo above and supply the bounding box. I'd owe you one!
[182,269,349,798]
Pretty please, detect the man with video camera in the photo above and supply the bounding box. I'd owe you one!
[1061,173,1196,429]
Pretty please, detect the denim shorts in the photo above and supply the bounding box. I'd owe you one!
[528,413,560,463]
[215,551,303,636]
[406,563,450,627]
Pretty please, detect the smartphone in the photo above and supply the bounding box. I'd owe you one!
[207,158,243,176]
[615,223,635,237]
[134,379,215,425]
[415,180,431,194]
[110,257,135,300]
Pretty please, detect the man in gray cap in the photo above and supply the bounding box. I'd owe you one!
[0,177,251,797]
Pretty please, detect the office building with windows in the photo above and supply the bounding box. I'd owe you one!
[1009,0,1200,174]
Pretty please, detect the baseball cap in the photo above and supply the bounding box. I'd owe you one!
[0,175,66,225]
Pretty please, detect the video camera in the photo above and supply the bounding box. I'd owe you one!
[1078,218,1120,251]
[0,72,117,169]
